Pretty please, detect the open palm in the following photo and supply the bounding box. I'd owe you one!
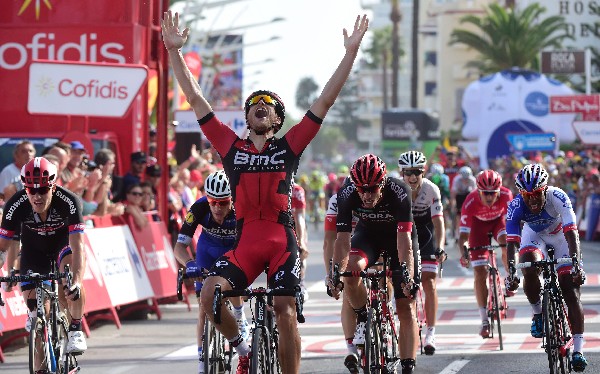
[162,11,190,51]
[344,15,369,53]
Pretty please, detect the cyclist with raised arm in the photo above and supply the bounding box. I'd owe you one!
[505,164,588,372]
[162,10,368,374]
[398,151,446,355]
[450,166,477,239]
[457,170,513,338]
[329,154,419,374]
[172,170,248,374]
[0,157,88,369]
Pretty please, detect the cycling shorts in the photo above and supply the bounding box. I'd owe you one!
[21,245,72,291]
[349,228,420,300]
[207,220,300,290]
[455,193,468,214]
[467,217,506,267]
[519,223,574,276]
[194,244,232,294]
[416,222,438,274]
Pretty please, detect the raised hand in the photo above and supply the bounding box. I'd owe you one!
[343,15,369,54]
[161,11,190,51]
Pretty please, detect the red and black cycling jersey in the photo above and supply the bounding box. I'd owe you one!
[198,111,322,228]
[336,176,414,233]
[0,186,85,256]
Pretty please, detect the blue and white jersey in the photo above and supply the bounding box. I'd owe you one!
[177,196,237,253]
[506,186,577,242]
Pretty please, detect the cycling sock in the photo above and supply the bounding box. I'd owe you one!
[229,334,251,356]
[531,300,542,314]
[233,305,245,320]
[478,307,487,322]
[346,338,357,354]
[354,306,368,323]
[69,318,82,332]
[198,346,203,361]
[427,326,436,335]
[573,334,584,353]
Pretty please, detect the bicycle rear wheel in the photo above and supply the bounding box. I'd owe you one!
[365,308,383,374]
[543,290,560,374]
[203,321,226,374]
[490,273,503,350]
[250,327,270,374]
[29,318,51,374]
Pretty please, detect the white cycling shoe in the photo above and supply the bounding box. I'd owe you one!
[66,330,87,354]
[353,321,366,347]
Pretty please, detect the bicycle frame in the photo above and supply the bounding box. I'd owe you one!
[415,287,426,355]
[0,263,78,374]
[213,284,304,374]
[334,257,402,374]
[517,251,573,374]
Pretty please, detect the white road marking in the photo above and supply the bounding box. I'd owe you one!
[438,359,469,374]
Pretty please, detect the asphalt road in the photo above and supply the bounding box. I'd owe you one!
[2,223,599,374]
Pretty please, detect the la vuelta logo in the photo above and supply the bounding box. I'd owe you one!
[0,32,127,70]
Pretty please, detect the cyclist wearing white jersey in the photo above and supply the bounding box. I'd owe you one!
[398,151,447,355]
[505,164,587,372]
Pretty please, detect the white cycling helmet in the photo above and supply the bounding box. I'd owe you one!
[204,170,231,199]
[459,166,473,178]
[398,151,427,170]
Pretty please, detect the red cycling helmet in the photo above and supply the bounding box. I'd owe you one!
[21,157,58,188]
[350,154,387,188]
[476,169,502,191]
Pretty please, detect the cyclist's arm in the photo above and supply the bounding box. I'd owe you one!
[432,215,445,249]
[323,228,336,274]
[397,230,413,278]
[506,241,519,266]
[293,207,308,252]
[309,15,368,119]
[69,232,86,285]
[333,231,351,272]
[163,12,212,120]
[564,229,581,260]
[173,242,194,267]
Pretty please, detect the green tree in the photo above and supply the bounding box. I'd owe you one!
[363,26,402,110]
[295,77,319,111]
[449,3,572,74]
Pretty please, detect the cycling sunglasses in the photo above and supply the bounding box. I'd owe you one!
[246,94,279,107]
[479,190,499,197]
[208,198,232,207]
[520,187,545,198]
[25,186,52,195]
[403,169,424,177]
[356,184,382,194]
[128,191,143,197]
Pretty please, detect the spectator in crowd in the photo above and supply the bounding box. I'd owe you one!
[93,148,125,217]
[188,169,204,201]
[140,181,157,213]
[61,141,87,186]
[123,183,149,229]
[145,164,162,193]
[116,151,148,202]
[0,140,36,201]
[42,145,69,183]
[176,168,196,208]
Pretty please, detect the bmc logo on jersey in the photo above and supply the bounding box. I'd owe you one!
[233,150,286,166]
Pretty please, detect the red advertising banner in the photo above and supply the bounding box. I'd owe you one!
[550,95,600,120]
[0,266,29,332]
[126,215,179,299]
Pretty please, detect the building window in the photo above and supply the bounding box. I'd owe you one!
[424,51,437,67]
[425,82,437,96]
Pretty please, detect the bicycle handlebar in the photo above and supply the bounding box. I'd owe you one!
[0,266,72,307]
[176,267,208,301]
[516,257,571,269]
[213,285,305,325]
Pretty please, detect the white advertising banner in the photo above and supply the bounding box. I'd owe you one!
[572,121,600,145]
[28,61,147,117]
[174,109,248,139]
[462,70,576,167]
[85,225,154,306]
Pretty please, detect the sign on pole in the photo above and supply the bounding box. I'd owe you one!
[28,60,148,118]
[550,95,600,121]
[541,51,586,74]
[506,132,557,152]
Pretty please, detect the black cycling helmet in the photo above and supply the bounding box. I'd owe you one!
[244,90,286,133]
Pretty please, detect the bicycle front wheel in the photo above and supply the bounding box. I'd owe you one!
[490,273,503,350]
[55,313,76,374]
[29,318,51,374]
[365,308,383,374]
[250,327,271,374]
[543,290,560,374]
[203,321,226,374]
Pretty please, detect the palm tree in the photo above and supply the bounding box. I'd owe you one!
[449,3,573,74]
[364,26,395,109]
[390,0,402,107]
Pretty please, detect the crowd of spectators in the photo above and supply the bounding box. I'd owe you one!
[0,138,222,244]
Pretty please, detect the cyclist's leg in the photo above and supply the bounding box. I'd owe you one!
[417,224,438,343]
[58,247,88,354]
[519,228,545,337]
[268,224,303,374]
[468,224,492,336]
